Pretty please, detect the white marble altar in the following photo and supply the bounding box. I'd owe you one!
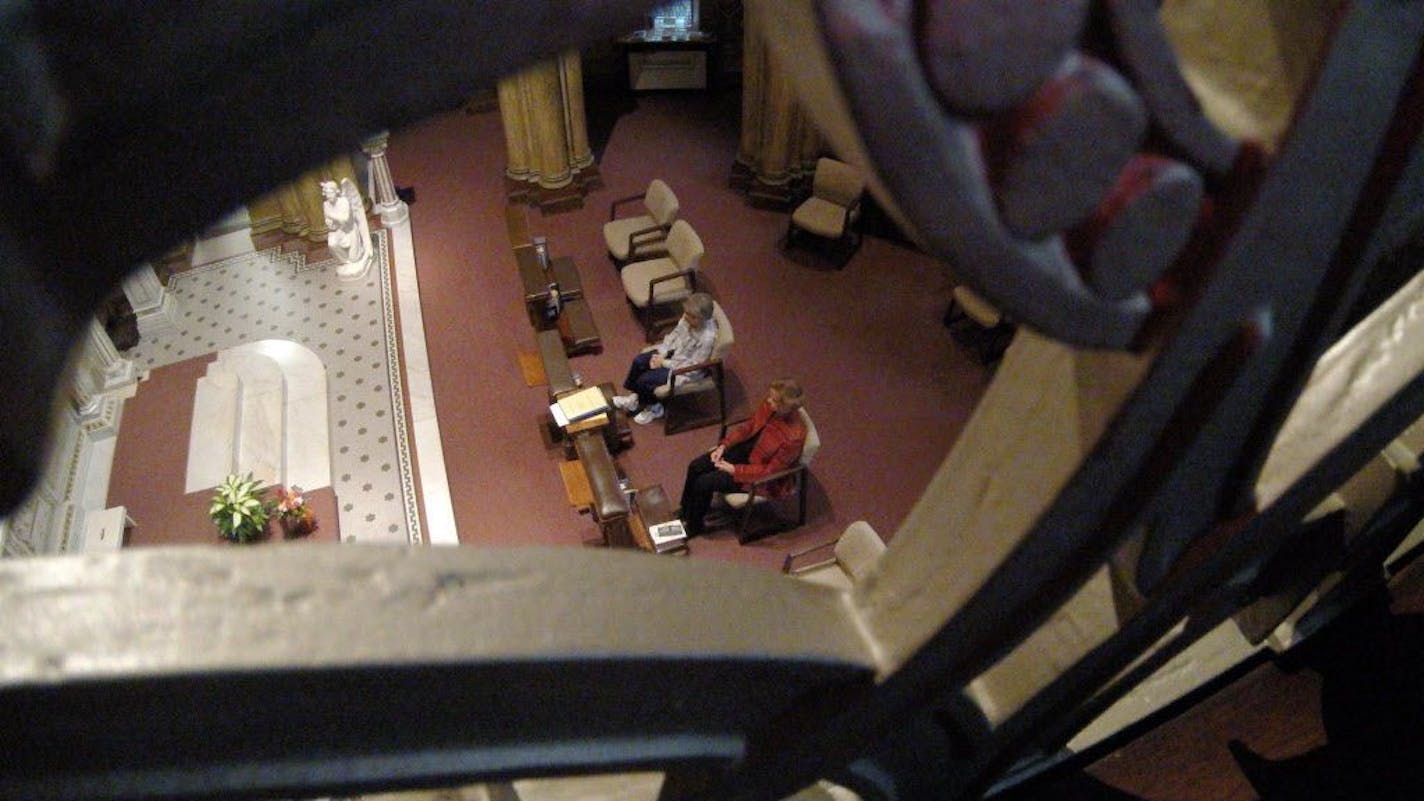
[184,340,332,495]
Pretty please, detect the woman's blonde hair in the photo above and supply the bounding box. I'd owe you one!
[770,378,804,410]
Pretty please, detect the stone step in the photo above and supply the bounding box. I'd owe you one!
[223,340,331,492]
[184,369,240,493]
[186,341,332,495]
[214,349,286,490]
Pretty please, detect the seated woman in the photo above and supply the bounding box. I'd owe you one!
[612,292,718,425]
[678,379,807,536]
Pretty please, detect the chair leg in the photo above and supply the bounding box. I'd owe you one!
[797,481,808,527]
[735,500,759,545]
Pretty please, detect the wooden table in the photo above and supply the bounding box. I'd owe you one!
[516,247,583,326]
[516,247,601,352]
[618,30,719,93]
[555,382,633,457]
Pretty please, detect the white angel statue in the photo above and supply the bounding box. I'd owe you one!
[320,177,373,280]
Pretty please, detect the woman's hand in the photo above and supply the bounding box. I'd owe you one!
[709,444,725,462]
[714,458,736,475]
[650,352,665,369]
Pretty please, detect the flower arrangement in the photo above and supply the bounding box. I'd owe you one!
[273,484,317,537]
[209,473,272,543]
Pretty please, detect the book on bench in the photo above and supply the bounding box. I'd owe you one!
[647,519,688,553]
[551,385,609,427]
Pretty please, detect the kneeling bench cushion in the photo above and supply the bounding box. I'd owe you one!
[537,329,578,396]
[573,430,628,524]
[559,297,602,355]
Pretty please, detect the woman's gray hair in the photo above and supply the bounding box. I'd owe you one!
[683,292,714,322]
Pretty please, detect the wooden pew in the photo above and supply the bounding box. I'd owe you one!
[573,430,631,548]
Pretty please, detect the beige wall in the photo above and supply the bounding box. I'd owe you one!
[1163,0,1347,151]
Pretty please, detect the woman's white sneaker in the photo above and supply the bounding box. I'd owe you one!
[633,403,665,424]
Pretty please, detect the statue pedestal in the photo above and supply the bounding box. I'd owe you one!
[336,251,372,282]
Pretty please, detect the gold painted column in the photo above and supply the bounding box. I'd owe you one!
[498,50,598,211]
[731,17,821,207]
[560,50,596,179]
[248,154,362,243]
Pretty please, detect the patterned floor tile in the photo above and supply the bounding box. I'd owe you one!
[126,231,420,544]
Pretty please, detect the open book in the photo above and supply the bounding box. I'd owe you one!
[550,386,608,427]
[647,519,688,552]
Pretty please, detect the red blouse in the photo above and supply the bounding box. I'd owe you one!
[720,399,808,497]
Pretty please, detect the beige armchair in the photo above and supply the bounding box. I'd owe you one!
[718,407,821,544]
[782,521,886,592]
[620,219,704,340]
[603,179,679,265]
[787,157,866,266]
[648,300,734,434]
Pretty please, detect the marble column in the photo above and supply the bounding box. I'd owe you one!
[530,60,574,190]
[732,18,821,207]
[122,262,178,336]
[70,317,136,423]
[249,155,362,244]
[497,50,597,210]
[361,131,409,226]
[499,75,535,191]
[559,51,597,181]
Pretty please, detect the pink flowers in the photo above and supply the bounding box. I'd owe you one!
[274,484,318,537]
[274,485,308,519]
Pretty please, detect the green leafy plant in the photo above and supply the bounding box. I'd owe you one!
[209,473,272,543]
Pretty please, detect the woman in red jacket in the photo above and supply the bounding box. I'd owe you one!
[679,378,807,536]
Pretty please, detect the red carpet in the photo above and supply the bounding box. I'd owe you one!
[112,89,988,572]
[387,90,988,571]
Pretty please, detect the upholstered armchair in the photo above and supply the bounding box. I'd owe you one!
[603,178,679,265]
[648,300,734,434]
[717,407,821,544]
[781,521,886,592]
[620,219,704,340]
[787,157,866,266]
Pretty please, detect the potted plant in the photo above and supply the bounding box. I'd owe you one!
[209,473,272,543]
[273,484,318,538]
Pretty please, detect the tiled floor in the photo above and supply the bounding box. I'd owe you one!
[125,230,421,545]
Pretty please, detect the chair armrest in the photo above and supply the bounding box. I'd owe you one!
[648,268,698,297]
[843,197,862,229]
[747,464,807,490]
[609,192,648,220]
[669,358,722,380]
[626,225,670,255]
[781,538,840,574]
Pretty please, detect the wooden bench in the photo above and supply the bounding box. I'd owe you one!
[572,430,631,548]
[537,329,579,397]
[505,204,532,247]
